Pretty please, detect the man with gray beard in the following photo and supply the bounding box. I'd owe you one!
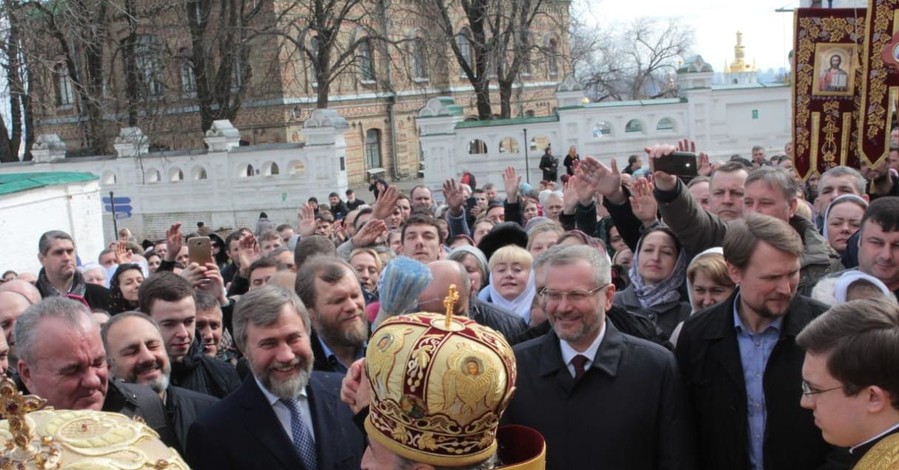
[101,312,218,456]
[186,286,363,470]
[295,256,369,373]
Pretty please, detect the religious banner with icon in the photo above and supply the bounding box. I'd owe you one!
[857,0,899,168]
[793,8,866,179]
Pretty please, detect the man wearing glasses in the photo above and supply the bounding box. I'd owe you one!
[501,244,695,469]
[675,214,843,470]
[797,297,899,469]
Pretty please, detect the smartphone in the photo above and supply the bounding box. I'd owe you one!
[653,152,698,178]
[188,236,214,266]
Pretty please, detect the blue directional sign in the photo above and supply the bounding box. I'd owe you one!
[102,196,131,205]
[102,195,133,218]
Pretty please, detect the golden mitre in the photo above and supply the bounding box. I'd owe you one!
[364,285,519,467]
[0,377,187,469]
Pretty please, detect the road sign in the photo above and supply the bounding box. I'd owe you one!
[104,204,133,214]
[102,196,131,205]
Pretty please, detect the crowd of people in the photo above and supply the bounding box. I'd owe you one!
[0,138,898,469]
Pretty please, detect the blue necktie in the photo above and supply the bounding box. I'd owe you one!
[281,398,318,470]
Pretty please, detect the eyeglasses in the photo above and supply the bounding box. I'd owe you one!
[801,380,843,397]
[540,284,609,304]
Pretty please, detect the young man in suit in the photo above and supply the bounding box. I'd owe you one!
[187,285,363,470]
[798,297,899,469]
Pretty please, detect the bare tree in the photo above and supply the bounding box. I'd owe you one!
[415,0,552,119]
[574,17,692,102]
[0,0,34,161]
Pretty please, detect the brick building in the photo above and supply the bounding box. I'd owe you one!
[30,0,571,185]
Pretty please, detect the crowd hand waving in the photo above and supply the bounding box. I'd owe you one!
[502,166,521,204]
[579,156,626,204]
[562,175,579,215]
[644,144,679,191]
[164,223,184,262]
[340,359,371,415]
[114,240,133,265]
[297,204,316,237]
[630,178,660,227]
[442,178,466,216]
[352,219,387,247]
[237,233,261,278]
[573,165,596,206]
[371,186,399,220]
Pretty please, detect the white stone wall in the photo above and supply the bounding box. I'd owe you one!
[0,179,104,274]
[0,112,350,241]
[419,80,792,195]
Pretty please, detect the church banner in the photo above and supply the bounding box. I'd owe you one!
[793,8,866,178]
[857,0,899,168]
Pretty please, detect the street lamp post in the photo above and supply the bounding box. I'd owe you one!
[523,128,530,184]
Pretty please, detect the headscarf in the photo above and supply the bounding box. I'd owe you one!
[373,257,432,330]
[478,270,536,324]
[821,194,868,244]
[448,245,489,287]
[684,247,725,314]
[833,271,894,303]
[628,227,688,309]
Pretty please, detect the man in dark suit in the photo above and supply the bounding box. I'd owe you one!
[187,285,363,470]
[502,244,696,469]
[676,214,846,470]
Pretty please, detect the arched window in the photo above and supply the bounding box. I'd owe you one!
[192,166,208,180]
[365,129,382,169]
[547,38,559,77]
[168,167,184,182]
[455,28,472,74]
[499,137,520,153]
[136,35,163,96]
[102,172,117,185]
[593,121,612,137]
[412,38,428,80]
[263,161,280,176]
[656,117,675,131]
[55,63,75,106]
[358,39,375,82]
[289,160,306,176]
[245,164,255,177]
[625,119,644,133]
[179,48,196,94]
[468,139,487,155]
[145,168,161,183]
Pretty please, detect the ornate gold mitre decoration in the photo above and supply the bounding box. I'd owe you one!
[365,287,517,467]
[0,376,187,469]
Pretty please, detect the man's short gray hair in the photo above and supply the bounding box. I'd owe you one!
[745,166,798,201]
[820,166,867,195]
[544,244,611,287]
[232,285,310,353]
[14,297,92,366]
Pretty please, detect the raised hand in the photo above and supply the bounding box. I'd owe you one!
[562,175,578,214]
[352,219,388,247]
[698,152,713,177]
[502,166,521,203]
[579,156,626,204]
[197,262,227,304]
[644,144,678,191]
[165,223,184,262]
[573,165,595,205]
[372,185,399,220]
[630,178,659,227]
[676,138,696,153]
[297,204,316,237]
[114,240,133,265]
[237,233,260,277]
[442,178,465,215]
[340,359,371,415]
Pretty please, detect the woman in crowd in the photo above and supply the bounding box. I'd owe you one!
[146,251,162,273]
[471,218,495,245]
[822,194,868,254]
[448,246,489,299]
[108,263,145,315]
[563,145,580,176]
[522,198,540,224]
[613,227,690,338]
[478,245,536,324]
[526,222,563,258]
[685,248,735,313]
[349,248,382,305]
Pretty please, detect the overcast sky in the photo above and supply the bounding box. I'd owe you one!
[576,0,800,72]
